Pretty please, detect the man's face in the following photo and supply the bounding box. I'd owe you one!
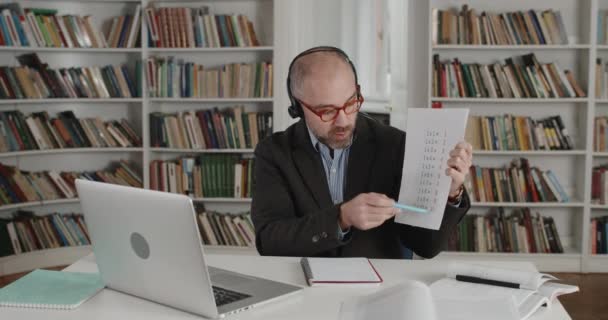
[298,62,358,150]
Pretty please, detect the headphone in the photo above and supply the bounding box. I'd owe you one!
[286,46,360,119]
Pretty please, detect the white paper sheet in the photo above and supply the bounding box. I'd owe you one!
[395,108,469,230]
[446,262,556,291]
[433,296,519,320]
[339,281,437,320]
[430,278,520,320]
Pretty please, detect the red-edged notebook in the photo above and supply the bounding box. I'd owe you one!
[300,257,383,286]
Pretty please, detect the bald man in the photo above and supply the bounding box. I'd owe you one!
[251,47,472,259]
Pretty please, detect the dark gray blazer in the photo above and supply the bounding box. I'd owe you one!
[251,115,470,259]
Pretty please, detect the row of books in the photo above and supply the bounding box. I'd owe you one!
[591,165,608,205]
[598,11,608,45]
[465,158,569,203]
[594,117,608,152]
[591,216,608,254]
[594,58,608,99]
[432,53,586,98]
[144,7,260,48]
[0,212,89,257]
[448,208,564,253]
[0,160,142,206]
[146,58,273,98]
[0,110,141,153]
[197,211,254,247]
[105,5,141,48]
[0,4,105,48]
[0,54,140,99]
[465,115,573,151]
[433,6,568,45]
[0,3,141,48]
[150,107,272,150]
[150,155,254,198]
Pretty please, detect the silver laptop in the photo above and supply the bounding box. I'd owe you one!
[75,179,302,318]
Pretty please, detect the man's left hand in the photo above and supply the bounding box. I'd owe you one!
[446,141,473,198]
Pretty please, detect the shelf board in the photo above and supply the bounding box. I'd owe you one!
[0,198,79,212]
[432,97,589,103]
[204,245,256,250]
[149,97,273,103]
[0,98,142,104]
[470,201,584,208]
[147,46,274,53]
[191,197,252,203]
[150,148,254,153]
[30,0,141,2]
[0,147,143,158]
[440,249,580,258]
[585,254,608,272]
[0,246,92,276]
[593,152,608,157]
[438,249,581,272]
[473,150,586,156]
[0,46,140,53]
[433,44,590,50]
[596,45,608,50]
[590,204,608,209]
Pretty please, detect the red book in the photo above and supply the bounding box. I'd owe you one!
[522,208,538,253]
[0,163,28,202]
[521,159,540,202]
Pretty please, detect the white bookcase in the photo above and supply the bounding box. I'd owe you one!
[4,0,606,276]
[416,0,608,272]
[0,0,276,275]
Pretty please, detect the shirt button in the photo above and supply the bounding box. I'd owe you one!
[312,235,320,243]
[331,168,337,173]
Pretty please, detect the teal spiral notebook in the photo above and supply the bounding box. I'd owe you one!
[0,269,104,310]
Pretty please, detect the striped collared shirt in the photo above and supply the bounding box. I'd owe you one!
[308,128,352,240]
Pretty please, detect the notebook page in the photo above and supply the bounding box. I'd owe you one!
[433,296,519,320]
[431,278,533,307]
[339,281,436,320]
[394,108,469,230]
[304,258,380,283]
[446,262,556,290]
[0,269,104,309]
[537,282,579,301]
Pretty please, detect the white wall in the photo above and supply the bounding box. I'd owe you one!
[274,0,409,131]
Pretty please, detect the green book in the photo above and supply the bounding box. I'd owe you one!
[0,269,104,309]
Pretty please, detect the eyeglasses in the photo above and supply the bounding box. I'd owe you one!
[297,90,364,122]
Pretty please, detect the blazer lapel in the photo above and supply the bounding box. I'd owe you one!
[344,116,376,200]
[292,121,333,208]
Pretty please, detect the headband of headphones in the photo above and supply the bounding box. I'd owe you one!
[286,46,359,119]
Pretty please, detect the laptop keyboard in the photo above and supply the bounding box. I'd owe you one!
[212,286,251,306]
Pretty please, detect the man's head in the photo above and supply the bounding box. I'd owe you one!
[288,48,362,149]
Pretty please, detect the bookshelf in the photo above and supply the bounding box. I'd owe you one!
[415,0,608,272]
[0,0,276,275]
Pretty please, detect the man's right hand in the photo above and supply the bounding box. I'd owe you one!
[339,193,398,230]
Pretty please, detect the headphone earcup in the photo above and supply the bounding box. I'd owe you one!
[288,105,300,118]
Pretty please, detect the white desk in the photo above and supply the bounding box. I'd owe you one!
[0,254,571,320]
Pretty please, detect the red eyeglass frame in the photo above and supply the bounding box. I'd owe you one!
[296,87,364,122]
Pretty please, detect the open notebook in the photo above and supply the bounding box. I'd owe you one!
[339,262,578,320]
[300,257,383,286]
[430,263,579,320]
[0,269,104,310]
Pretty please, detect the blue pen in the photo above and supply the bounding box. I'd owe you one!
[394,203,428,214]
